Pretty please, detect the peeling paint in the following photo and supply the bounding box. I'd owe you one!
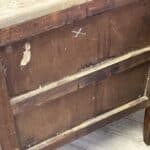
[20,42,31,67]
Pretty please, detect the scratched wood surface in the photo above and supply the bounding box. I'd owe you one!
[58,110,149,150]
[0,0,150,149]
[13,64,149,149]
[1,2,150,97]
[0,1,149,149]
[0,0,146,47]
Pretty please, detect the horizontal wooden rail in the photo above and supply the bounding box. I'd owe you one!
[0,0,139,47]
[28,96,150,150]
[10,46,150,115]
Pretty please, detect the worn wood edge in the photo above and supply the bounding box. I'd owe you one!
[0,64,20,149]
[143,67,150,145]
[10,46,150,115]
[144,107,150,145]
[27,96,150,150]
[0,0,88,29]
[144,67,150,97]
[0,0,139,47]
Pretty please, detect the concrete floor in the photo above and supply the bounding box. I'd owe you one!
[58,110,150,150]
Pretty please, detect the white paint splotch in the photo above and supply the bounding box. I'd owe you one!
[20,42,31,67]
[72,28,86,38]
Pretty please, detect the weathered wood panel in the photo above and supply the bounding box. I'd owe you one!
[15,64,149,149]
[1,2,150,98]
[144,107,150,145]
[28,98,149,150]
[0,1,149,150]
[0,0,143,47]
[11,47,150,115]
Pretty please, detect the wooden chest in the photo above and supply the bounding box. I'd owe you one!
[0,0,150,149]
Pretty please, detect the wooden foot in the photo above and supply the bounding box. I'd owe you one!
[144,108,150,145]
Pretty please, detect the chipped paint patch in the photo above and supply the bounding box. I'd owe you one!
[20,42,31,67]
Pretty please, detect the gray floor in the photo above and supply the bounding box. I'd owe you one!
[58,110,150,150]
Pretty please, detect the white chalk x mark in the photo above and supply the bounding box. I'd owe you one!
[72,28,86,38]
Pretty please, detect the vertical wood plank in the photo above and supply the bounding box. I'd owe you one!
[144,108,150,145]
[0,63,19,150]
[144,68,150,145]
[144,68,150,98]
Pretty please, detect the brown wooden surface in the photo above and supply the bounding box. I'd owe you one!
[14,63,149,149]
[0,62,19,149]
[145,68,150,98]
[28,97,150,150]
[0,1,149,150]
[11,49,150,115]
[144,108,150,145]
[0,0,142,47]
[1,1,150,98]
[144,107,150,145]
[144,68,150,145]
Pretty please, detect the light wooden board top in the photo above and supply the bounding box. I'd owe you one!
[0,0,89,29]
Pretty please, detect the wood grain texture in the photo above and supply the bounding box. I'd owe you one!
[0,0,149,149]
[144,108,150,145]
[144,68,150,145]
[2,2,150,98]
[14,63,149,149]
[0,0,146,47]
[144,68,150,98]
[0,63,19,150]
[27,97,150,150]
[11,47,150,115]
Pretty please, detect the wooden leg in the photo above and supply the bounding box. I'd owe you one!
[144,68,150,145]
[0,66,19,150]
[144,107,150,145]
